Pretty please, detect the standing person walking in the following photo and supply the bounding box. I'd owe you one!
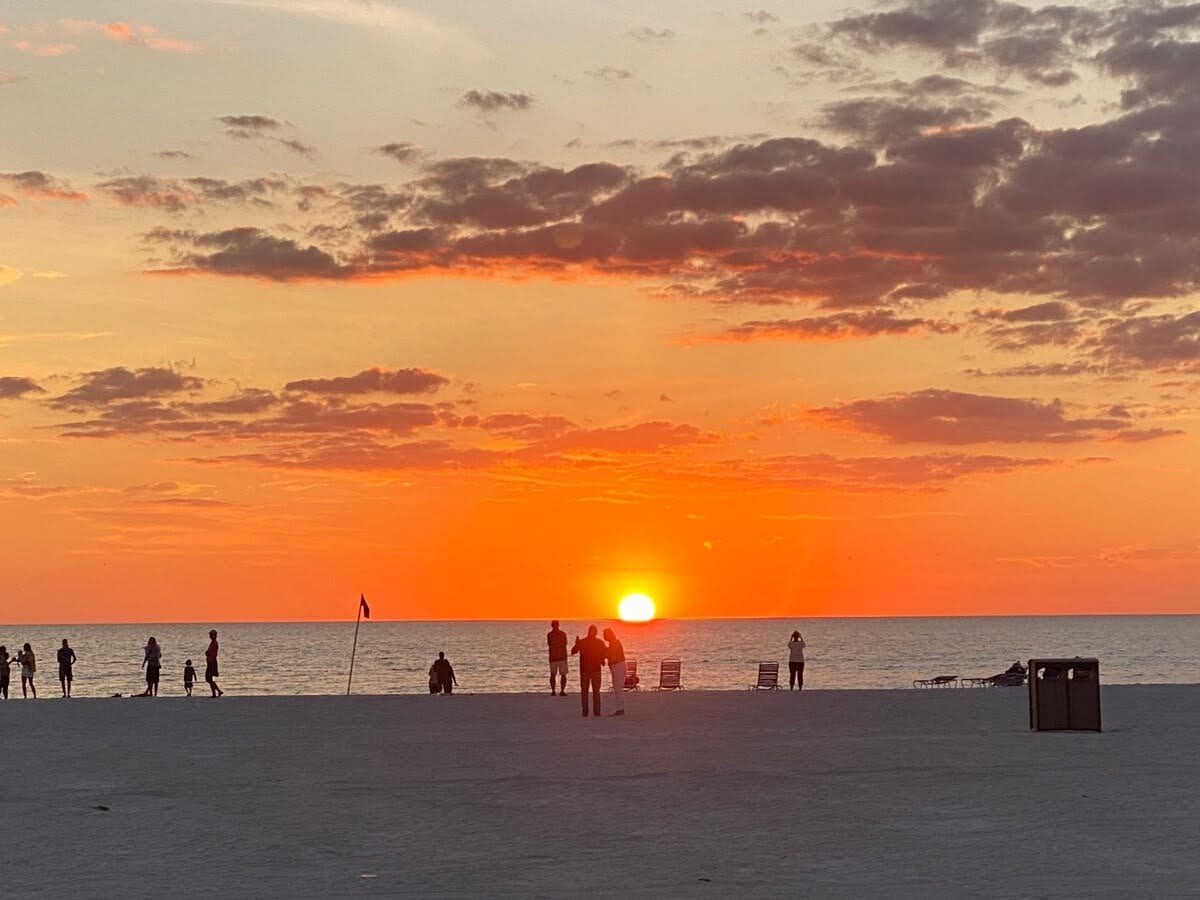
[0,646,12,700]
[788,630,806,691]
[17,643,36,699]
[603,627,627,717]
[141,636,162,697]
[57,639,77,698]
[431,652,457,695]
[205,629,223,697]
[570,625,607,718]
[547,620,568,696]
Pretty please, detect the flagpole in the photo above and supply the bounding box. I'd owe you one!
[347,598,363,696]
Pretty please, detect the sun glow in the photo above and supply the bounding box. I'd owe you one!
[618,593,656,622]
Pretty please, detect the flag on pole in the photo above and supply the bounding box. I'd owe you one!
[360,594,370,619]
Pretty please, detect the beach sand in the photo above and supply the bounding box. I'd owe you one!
[3,686,1198,897]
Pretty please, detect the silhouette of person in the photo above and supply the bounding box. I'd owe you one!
[788,631,806,691]
[571,625,607,718]
[603,627,626,717]
[547,620,568,696]
[57,639,77,698]
[0,645,11,700]
[432,652,456,695]
[17,643,36,699]
[205,629,223,697]
[141,636,162,697]
[184,659,198,697]
[428,662,441,694]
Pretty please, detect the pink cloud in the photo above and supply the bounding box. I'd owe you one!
[59,19,198,53]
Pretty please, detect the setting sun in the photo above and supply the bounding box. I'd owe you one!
[618,593,657,622]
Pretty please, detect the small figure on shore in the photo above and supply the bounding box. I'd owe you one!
[58,639,77,698]
[547,620,568,696]
[788,630,806,691]
[184,659,197,697]
[0,645,11,700]
[431,652,456,695]
[571,625,607,718]
[428,663,441,694]
[17,643,36,699]
[141,636,162,697]
[603,627,626,717]
[205,629,223,697]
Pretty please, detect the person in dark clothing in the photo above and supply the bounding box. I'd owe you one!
[205,629,224,697]
[184,659,197,696]
[432,652,456,695]
[57,639,77,698]
[788,630,806,690]
[547,620,568,696]
[570,625,607,718]
[0,646,11,700]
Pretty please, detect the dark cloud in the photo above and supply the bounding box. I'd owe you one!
[147,227,353,281]
[965,362,1105,378]
[0,376,45,399]
[711,309,958,342]
[277,138,317,158]
[50,367,204,410]
[809,388,1154,444]
[284,367,449,395]
[0,171,89,203]
[153,150,194,160]
[100,175,287,212]
[1089,310,1200,370]
[458,90,535,113]
[374,142,424,164]
[217,114,280,133]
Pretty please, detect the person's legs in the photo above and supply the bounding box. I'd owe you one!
[798,661,805,691]
[550,662,557,695]
[443,681,453,695]
[590,671,601,716]
[789,662,798,689]
[60,676,67,697]
[21,677,28,698]
[66,671,72,698]
[558,662,567,696]
[579,670,589,716]
[610,662,626,714]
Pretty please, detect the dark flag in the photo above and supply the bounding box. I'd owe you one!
[360,594,370,619]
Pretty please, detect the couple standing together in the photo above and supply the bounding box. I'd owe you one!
[547,621,627,718]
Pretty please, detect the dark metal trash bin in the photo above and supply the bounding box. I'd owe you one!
[1029,658,1101,731]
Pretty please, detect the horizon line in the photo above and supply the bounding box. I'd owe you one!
[2,611,1198,627]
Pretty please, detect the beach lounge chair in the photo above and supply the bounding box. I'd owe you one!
[618,659,640,692]
[751,662,780,690]
[912,675,958,688]
[655,658,683,691]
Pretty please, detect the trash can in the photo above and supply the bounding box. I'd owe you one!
[1029,658,1101,732]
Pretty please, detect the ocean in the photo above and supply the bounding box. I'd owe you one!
[1,616,1196,698]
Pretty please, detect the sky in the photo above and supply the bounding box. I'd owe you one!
[1,0,1198,622]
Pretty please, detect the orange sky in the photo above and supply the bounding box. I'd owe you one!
[1,1,1199,622]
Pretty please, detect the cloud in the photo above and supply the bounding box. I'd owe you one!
[0,171,88,203]
[153,150,195,160]
[1089,310,1200,371]
[730,451,1061,491]
[0,376,44,399]
[50,366,205,410]
[587,66,634,81]
[284,367,449,395]
[709,309,958,342]
[458,90,535,114]
[374,142,424,164]
[626,27,676,42]
[0,266,20,287]
[59,19,198,52]
[744,11,779,25]
[146,227,351,281]
[0,71,21,86]
[100,175,288,212]
[217,114,281,134]
[808,388,1168,444]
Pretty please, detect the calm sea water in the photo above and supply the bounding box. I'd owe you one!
[0,617,1196,698]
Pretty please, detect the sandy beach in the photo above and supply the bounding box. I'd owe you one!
[4,686,1199,897]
